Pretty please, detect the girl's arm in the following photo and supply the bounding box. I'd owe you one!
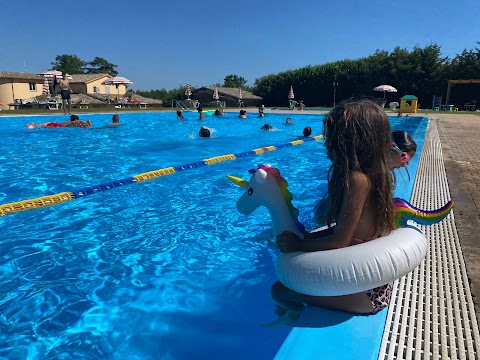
[276,172,371,252]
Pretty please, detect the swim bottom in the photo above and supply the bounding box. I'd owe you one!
[365,283,393,314]
[60,90,71,100]
[45,122,63,128]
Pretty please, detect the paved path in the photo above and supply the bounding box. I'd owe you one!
[434,113,480,323]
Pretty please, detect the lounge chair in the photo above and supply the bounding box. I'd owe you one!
[114,98,131,109]
[389,102,399,110]
[464,100,477,111]
[76,100,89,109]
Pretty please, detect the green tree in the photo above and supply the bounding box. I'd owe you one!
[223,74,248,88]
[51,54,86,74]
[252,43,458,107]
[84,57,118,76]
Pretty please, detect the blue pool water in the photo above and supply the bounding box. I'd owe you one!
[0,111,427,360]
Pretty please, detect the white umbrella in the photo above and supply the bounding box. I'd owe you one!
[373,85,397,104]
[39,70,72,79]
[288,85,295,100]
[238,87,242,100]
[42,77,50,95]
[185,83,192,99]
[213,86,219,100]
[102,76,133,99]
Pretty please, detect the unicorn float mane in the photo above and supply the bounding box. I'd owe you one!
[227,164,305,238]
[228,164,454,238]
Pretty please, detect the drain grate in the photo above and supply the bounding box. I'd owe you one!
[379,120,480,359]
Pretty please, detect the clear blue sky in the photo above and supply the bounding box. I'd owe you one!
[2,0,479,91]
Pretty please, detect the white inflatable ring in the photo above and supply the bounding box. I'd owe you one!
[276,225,427,296]
[227,164,440,297]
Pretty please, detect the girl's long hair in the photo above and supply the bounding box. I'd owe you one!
[323,100,395,237]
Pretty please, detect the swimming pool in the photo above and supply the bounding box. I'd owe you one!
[0,111,427,359]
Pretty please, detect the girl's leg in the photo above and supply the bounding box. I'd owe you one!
[271,281,374,314]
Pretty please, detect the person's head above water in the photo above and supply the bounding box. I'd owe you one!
[392,130,416,156]
[303,126,312,137]
[199,126,211,138]
[389,130,417,169]
[70,114,79,121]
[112,114,120,123]
[261,124,273,131]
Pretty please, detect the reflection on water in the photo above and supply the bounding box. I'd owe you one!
[0,113,425,359]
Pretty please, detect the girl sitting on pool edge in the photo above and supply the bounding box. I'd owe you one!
[270,100,400,326]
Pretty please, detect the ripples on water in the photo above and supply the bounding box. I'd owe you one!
[0,112,424,359]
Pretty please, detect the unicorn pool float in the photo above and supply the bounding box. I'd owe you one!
[227,164,454,296]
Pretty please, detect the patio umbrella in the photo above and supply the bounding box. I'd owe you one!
[238,87,242,100]
[288,85,295,100]
[42,77,50,95]
[185,83,192,99]
[102,76,133,99]
[38,70,72,79]
[213,86,219,100]
[373,85,397,104]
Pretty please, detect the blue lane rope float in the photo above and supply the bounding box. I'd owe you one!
[0,135,324,216]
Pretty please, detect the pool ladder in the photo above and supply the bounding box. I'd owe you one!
[172,99,199,112]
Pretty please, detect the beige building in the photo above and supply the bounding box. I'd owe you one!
[0,72,44,110]
[70,74,126,98]
[0,72,133,110]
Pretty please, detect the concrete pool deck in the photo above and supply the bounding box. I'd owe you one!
[433,113,480,322]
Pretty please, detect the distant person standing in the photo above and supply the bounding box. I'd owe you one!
[59,72,73,115]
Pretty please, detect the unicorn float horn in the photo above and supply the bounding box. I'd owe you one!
[227,164,305,239]
[394,197,454,229]
[226,175,248,188]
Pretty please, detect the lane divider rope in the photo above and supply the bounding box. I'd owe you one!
[0,135,323,216]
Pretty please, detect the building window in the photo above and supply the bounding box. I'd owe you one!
[93,86,99,93]
[29,83,36,91]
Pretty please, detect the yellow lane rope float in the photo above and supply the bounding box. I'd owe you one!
[0,136,324,216]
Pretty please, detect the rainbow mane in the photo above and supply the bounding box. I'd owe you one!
[394,197,454,228]
[249,164,306,234]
